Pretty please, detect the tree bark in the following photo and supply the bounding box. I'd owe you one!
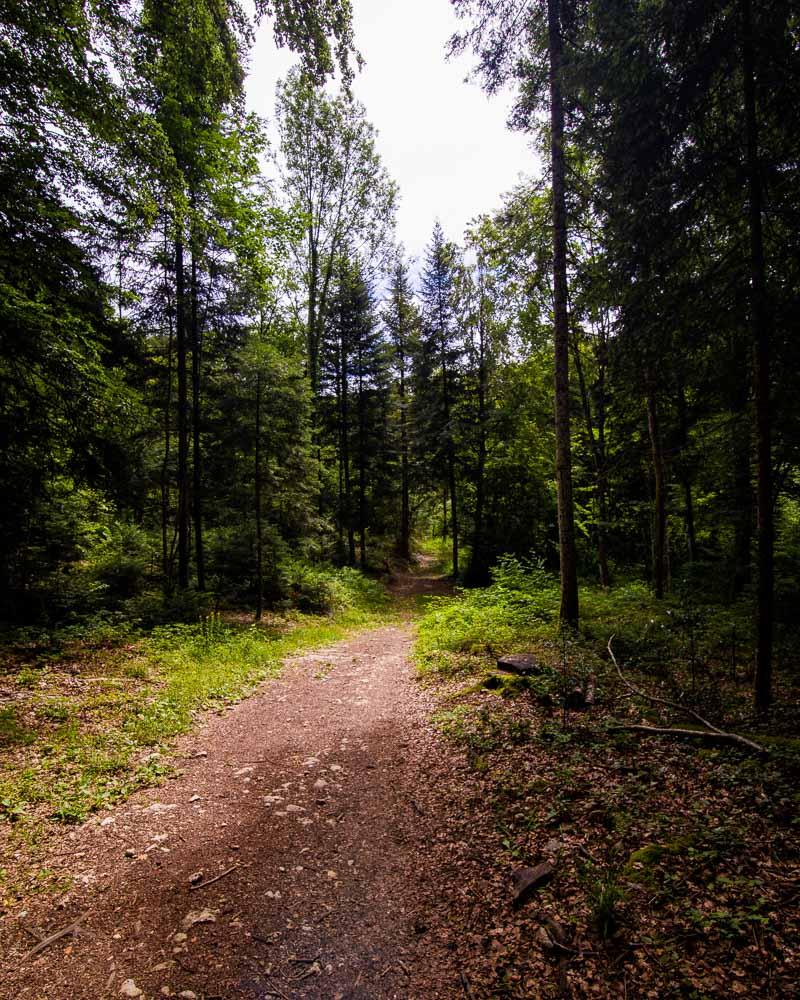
[339,312,355,566]
[357,341,367,569]
[398,334,411,562]
[175,232,190,591]
[441,342,458,578]
[676,378,697,563]
[161,236,175,589]
[646,387,668,600]
[189,202,205,592]
[307,235,320,394]
[743,0,773,715]
[548,0,579,625]
[470,269,489,585]
[254,370,264,621]
[572,328,611,587]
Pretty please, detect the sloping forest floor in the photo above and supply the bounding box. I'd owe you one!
[0,562,798,998]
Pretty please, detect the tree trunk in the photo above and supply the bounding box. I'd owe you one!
[646,388,668,600]
[470,271,489,585]
[595,334,611,589]
[340,322,355,566]
[357,346,367,569]
[398,349,411,562]
[441,345,458,578]
[254,371,264,621]
[548,0,579,625]
[676,379,697,562]
[190,208,205,592]
[743,0,773,715]
[175,232,190,591]
[307,236,320,394]
[335,350,345,562]
[161,241,175,589]
[572,329,611,588]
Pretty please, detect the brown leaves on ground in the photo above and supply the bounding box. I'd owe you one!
[425,672,799,998]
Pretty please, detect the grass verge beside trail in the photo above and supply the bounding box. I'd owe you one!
[414,556,800,999]
[0,568,390,909]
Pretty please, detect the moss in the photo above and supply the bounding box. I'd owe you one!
[627,837,694,869]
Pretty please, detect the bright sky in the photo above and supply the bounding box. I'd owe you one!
[245,0,538,267]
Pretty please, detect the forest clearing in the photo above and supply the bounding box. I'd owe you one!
[1,0,799,997]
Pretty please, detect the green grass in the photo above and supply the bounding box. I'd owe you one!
[0,567,392,904]
[414,554,762,694]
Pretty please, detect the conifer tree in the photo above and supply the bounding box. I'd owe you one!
[383,253,420,561]
[416,223,463,578]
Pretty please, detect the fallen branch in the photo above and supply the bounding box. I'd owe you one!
[188,863,240,891]
[607,636,766,756]
[21,912,88,963]
[610,724,768,755]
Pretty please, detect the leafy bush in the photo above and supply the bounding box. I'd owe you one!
[280,560,388,615]
[417,554,560,669]
[87,522,153,600]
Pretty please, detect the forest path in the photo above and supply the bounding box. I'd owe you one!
[2,566,478,1000]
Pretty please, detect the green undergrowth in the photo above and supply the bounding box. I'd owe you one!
[417,556,800,996]
[0,566,390,905]
[414,553,800,724]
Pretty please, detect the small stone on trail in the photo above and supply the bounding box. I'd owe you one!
[189,794,201,803]
[179,992,197,999]
[512,862,555,909]
[124,848,135,858]
[314,778,328,789]
[181,908,217,931]
[120,981,142,998]
[189,871,204,885]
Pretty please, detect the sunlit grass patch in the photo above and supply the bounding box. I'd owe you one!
[0,566,393,882]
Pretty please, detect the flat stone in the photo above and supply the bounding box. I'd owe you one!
[512,862,555,909]
[497,653,544,676]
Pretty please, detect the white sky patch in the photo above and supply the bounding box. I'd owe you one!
[244,0,539,267]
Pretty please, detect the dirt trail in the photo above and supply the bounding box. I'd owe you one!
[1,568,480,999]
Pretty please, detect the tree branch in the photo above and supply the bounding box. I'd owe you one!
[607,636,767,756]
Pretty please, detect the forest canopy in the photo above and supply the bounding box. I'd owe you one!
[1,0,798,717]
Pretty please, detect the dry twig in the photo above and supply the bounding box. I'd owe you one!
[20,912,88,963]
[607,636,767,756]
[188,863,241,891]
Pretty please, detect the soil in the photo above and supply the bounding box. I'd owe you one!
[0,567,484,1000]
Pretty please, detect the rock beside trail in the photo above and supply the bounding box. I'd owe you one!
[496,653,544,676]
[512,863,555,909]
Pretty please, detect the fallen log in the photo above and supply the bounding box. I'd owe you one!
[609,724,768,756]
